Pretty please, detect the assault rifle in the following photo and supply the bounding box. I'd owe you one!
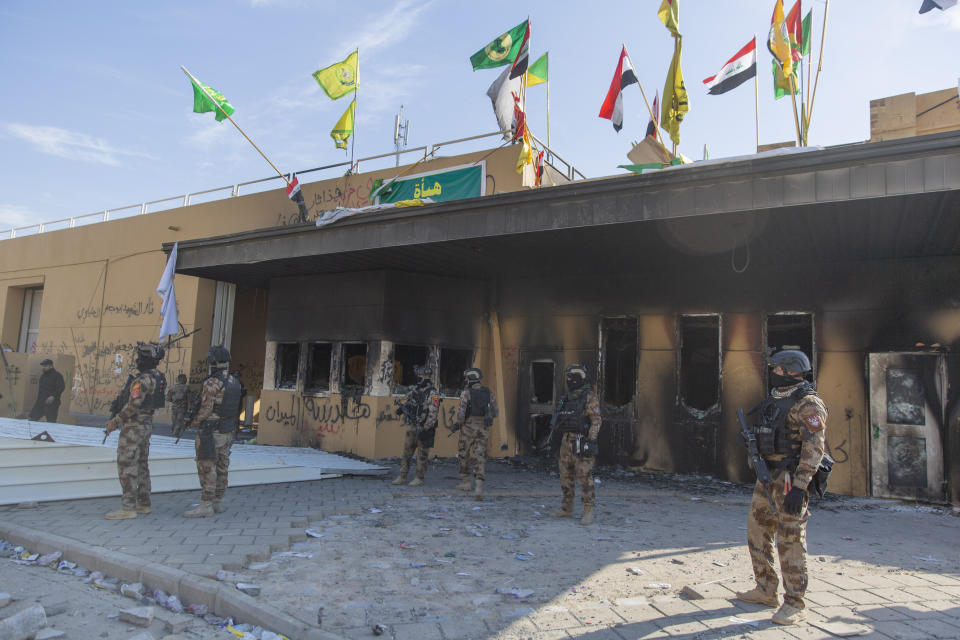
[395,394,423,428]
[737,408,778,516]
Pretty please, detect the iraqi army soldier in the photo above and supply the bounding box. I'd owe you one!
[167,373,189,435]
[103,342,165,520]
[392,365,440,487]
[550,364,602,525]
[182,346,243,518]
[454,367,499,501]
[736,350,828,625]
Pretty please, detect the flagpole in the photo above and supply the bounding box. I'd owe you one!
[635,79,671,158]
[180,66,290,188]
[754,36,760,153]
[806,0,829,143]
[788,74,802,146]
[350,49,359,170]
[546,76,551,161]
[671,34,679,158]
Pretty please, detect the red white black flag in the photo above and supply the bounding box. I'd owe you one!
[509,20,531,79]
[703,38,757,96]
[286,174,309,223]
[599,45,639,132]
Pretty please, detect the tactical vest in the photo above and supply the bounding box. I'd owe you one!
[466,385,492,417]
[142,370,167,411]
[748,382,817,457]
[211,372,243,433]
[554,388,589,433]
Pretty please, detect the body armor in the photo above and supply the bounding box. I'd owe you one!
[142,370,167,411]
[554,388,589,434]
[748,382,817,457]
[211,371,243,433]
[466,386,492,417]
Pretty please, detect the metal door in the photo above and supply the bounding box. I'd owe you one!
[868,353,945,502]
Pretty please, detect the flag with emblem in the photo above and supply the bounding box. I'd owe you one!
[470,20,529,70]
[313,50,358,100]
[189,76,234,122]
[599,45,639,132]
[330,99,355,150]
[703,37,757,95]
[768,0,794,80]
[661,38,689,145]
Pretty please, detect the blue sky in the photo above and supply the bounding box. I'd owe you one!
[1,0,958,231]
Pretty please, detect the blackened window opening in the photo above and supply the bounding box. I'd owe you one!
[275,343,299,390]
[679,316,720,412]
[340,343,368,393]
[393,344,429,394]
[603,318,638,406]
[305,342,332,392]
[766,314,813,368]
[531,361,554,405]
[439,348,473,397]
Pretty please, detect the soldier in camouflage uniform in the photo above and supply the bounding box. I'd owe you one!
[736,350,828,626]
[454,368,499,501]
[167,373,189,436]
[183,346,243,518]
[392,365,440,487]
[103,343,164,520]
[550,364,602,525]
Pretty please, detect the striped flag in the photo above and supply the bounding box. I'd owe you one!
[509,20,531,79]
[599,45,639,132]
[703,38,757,95]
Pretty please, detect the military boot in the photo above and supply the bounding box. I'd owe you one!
[212,501,225,514]
[772,602,805,625]
[183,501,214,518]
[391,473,408,486]
[408,476,424,487]
[473,478,484,501]
[550,501,573,518]
[579,505,594,526]
[104,508,137,520]
[735,587,779,608]
[135,504,152,515]
[455,476,472,491]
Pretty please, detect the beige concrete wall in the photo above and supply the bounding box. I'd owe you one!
[0,353,74,423]
[870,87,960,142]
[0,146,532,418]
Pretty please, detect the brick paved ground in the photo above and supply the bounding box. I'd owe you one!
[1,458,958,640]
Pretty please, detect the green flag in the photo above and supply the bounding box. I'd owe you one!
[190,76,234,122]
[470,20,528,70]
[331,98,355,150]
[801,10,812,56]
[525,52,548,87]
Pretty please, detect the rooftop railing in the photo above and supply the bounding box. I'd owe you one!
[2,132,585,240]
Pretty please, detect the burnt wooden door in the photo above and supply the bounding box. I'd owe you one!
[868,353,945,502]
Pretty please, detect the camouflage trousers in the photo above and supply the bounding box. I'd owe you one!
[196,432,233,503]
[116,418,153,510]
[170,405,187,435]
[399,425,430,479]
[747,470,811,608]
[458,416,489,481]
[558,432,595,509]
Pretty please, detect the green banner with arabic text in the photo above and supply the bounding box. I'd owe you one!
[371,165,483,204]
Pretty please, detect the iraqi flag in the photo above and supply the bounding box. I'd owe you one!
[703,37,757,95]
[599,45,639,132]
[508,20,531,79]
[286,174,310,223]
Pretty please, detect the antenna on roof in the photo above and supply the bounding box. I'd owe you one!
[393,105,410,166]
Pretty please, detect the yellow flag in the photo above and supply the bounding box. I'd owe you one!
[330,98,356,150]
[660,38,689,146]
[657,0,679,36]
[768,0,793,79]
[313,50,358,100]
[515,128,533,174]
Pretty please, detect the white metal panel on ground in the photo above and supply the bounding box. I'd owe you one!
[0,418,387,505]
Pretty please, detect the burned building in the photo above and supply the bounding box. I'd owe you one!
[173,130,960,505]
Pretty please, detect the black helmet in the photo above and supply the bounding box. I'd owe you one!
[769,350,811,374]
[208,345,232,364]
[463,368,482,383]
[565,364,588,381]
[414,365,433,378]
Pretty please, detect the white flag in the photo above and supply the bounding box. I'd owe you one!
[156,242,179,341]
[486,65,523,140]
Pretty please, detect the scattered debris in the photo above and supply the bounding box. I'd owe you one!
[670,558,685,564]
[120,582,144,599]
[274,551,313,558]
[626,567,643,575]
[729,616,759,627]
[368,508,383,513]
[680,585,704,599]
[712,561,727,567]
[55,560,76,574]
[645,583,671,590]
[912,556,940,563]
[186,603,208,616]
[0,603,46,638]
[118,605,154,627]
[496,587,534,599]
[236,583,262,597]
[35,551,62,567]
[372,623,387,636]
[304,528,325,538]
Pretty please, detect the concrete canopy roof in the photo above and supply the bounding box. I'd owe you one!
[170,131,960,288]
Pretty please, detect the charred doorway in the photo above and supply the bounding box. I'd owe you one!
[517,351,562,455]
[598,317,638,464]
[868,353,947,502]
[675,315,722,474]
